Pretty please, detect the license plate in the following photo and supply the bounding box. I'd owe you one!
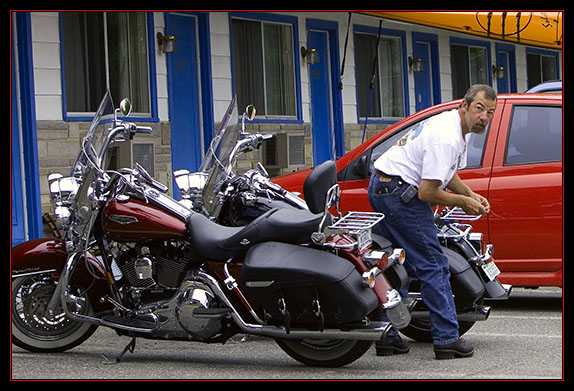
[482,261,501,281]
[357,228,372,251]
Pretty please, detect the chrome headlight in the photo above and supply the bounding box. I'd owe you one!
[47,173,79,221]
[173,170,207,195]
[173,169,207,211]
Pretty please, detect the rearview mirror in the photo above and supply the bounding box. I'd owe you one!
[244,105,256,121]
[241,105,256,132]
[353,154,370,179]
[119,98,132,117]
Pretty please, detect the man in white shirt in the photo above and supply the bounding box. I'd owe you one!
[369,84,496,359]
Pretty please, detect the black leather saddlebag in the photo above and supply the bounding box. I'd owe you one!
[443,247,485,307]
[240,242,379,327]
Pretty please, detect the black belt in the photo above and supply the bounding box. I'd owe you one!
[374,169,402,183]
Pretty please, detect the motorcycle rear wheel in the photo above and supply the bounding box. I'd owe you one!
[11,274,98,353]
[275,338,372,367]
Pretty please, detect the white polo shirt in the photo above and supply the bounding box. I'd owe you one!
[373,109,469,189]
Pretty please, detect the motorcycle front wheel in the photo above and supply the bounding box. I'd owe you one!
[11,273,98,353]
[275,338,372,367]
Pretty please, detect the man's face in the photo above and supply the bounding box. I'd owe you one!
[461,91,497,134]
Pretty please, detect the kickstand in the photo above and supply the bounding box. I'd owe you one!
[102,337,137,364]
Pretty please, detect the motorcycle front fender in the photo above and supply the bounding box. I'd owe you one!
[11,238,68,277]
[11,238,111,313]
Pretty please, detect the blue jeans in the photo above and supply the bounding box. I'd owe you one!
[368,174,459,345]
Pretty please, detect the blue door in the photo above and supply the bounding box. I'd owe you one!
[12,57,25,246]
[307,20,343,166]
[412,32,441,112]
[495,43,517,93]
[166,13,202,173]
[12,12,42,246]
[496,51,510,93]
[413,40,432,112]
[308,30,333,165]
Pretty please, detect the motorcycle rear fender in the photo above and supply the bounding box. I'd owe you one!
[444,240,511,300]
[371,233,408,290]
[11,238,111,312]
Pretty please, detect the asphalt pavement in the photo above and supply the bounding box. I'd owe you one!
[11,287,563,380]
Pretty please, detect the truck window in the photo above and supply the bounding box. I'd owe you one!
[505,105,562,165]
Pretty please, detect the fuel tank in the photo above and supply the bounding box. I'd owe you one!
[102,197,187,242]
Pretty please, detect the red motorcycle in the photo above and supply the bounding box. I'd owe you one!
[11,93,410,367]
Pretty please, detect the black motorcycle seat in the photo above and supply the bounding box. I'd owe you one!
[188,208,325,261]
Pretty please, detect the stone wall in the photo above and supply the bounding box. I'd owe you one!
[36,119,172,216]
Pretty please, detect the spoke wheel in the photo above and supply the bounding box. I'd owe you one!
[11,274,97,352]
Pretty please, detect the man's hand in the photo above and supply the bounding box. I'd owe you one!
[469,192,490,214]
[419,179,490,216]
[446,173,490,215]
[460,196,488,216]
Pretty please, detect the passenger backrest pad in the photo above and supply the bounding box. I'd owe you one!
[303,160,337,214]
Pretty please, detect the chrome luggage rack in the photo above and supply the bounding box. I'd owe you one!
[438,207,481,222]
[435,207,481,241]
[328,212,385,233]
[311,183,385,249]
[313,211,384,251]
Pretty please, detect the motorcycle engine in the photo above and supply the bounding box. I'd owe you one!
[174,280,222,340]
[112,241,195,289]
[110,241,223,340]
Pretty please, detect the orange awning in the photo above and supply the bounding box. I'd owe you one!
[359,11,562,50]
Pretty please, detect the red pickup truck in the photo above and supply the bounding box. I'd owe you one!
[274,93,563,288]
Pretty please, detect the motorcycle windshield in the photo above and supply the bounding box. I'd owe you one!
[71,91,116,179]
[68,92,116,251]
[199,95,237,173]
[201,97,241,216]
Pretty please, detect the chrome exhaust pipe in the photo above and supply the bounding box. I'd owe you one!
[237,320,392,341]
[410,305,491,322]
[458,305,491,321]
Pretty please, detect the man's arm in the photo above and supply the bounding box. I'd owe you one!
[418,176,488,215]
[445,172,472,196]
[447,173,490,213]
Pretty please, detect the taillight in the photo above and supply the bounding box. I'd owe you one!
[361,248,406,288]
[363,248,405,270]
[363,250,388,269]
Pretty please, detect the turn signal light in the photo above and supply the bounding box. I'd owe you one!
[361,269,377,288]
[390,248,406,265]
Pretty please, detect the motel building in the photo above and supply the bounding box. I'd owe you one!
[11,11,562,246]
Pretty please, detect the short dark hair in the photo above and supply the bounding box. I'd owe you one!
[463,84,497,105]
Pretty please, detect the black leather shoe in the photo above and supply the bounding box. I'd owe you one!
[375,335,410,356]
[434,338,474,359]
